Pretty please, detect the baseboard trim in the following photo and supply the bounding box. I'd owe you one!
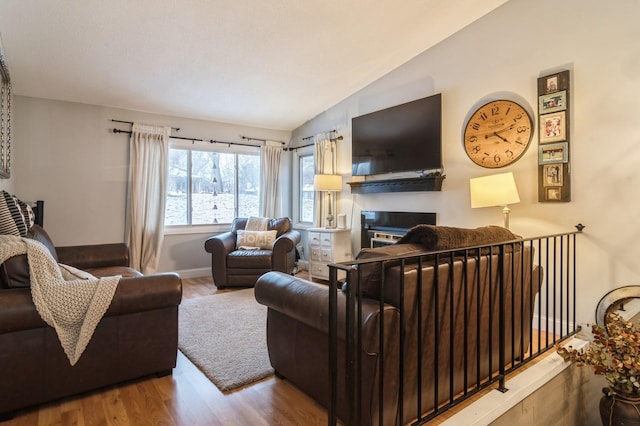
[173,267,211,279]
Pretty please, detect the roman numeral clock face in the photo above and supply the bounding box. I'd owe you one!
[463,100,533,168]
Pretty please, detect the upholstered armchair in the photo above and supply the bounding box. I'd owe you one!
[204,217,301,289]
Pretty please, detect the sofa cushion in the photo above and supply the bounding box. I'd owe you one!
[0,254,30,289]
[27,225,58,261]
[269,217,291,237]
[236,230,277,249]
[231,217,292,238]
[354,243,425,298]
[85,265,143,279]
[245,216,269,230]
[0,191,34,237]
[59,263,97,280]
[227,249,272,269]
[0,225,60,289]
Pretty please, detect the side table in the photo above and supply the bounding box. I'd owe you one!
[307,227,352,282]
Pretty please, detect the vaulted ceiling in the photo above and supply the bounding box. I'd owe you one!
[0,0,508,130]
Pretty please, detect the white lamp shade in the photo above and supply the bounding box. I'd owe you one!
[313,174,342,192]
[470,172,520,208]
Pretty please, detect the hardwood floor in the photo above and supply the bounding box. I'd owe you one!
[5,275,553,426]
[5,276,331,426]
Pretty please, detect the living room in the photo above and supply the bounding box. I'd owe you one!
[1,0,639,425]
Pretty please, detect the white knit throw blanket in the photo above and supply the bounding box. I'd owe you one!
[0,235,120,365]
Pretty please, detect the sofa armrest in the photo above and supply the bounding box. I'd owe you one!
[272,230,301,256]
[0,273,182,334]
[106,272,182,316]
[56,243,130,269]
[255,271,397,350]
[204,232,236,255]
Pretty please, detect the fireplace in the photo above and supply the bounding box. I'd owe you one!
[360,210,437,248]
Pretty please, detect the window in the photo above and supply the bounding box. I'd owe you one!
[299,153,315,223]
[165,146,260,226]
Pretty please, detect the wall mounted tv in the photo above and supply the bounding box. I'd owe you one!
[351,93,442,176]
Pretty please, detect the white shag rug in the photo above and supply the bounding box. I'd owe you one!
[178,288,273,391]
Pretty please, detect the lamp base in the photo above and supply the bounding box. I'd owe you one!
[502,205,511,229]
[325,214,336,229]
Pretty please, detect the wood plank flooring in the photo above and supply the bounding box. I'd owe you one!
[5,276,330,426]
[5,275,553,425]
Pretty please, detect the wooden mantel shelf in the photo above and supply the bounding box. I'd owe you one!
[347,175,445,194]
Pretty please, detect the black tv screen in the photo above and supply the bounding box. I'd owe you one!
[351,93,442,176]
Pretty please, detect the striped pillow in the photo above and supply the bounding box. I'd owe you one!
[0,191,35,237]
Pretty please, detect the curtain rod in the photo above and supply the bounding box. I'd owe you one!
[240,135,285,145]
[112,128,267,149]
[111,119,181,132]
[111,120,285,147]
[288,133,343,151]
[301,129,339,141]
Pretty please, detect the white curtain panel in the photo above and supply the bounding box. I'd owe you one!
[259,140,283,218]
[314,133,337,227]
[125,123,170,274]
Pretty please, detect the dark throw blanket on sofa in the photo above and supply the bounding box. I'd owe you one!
[396,224,519,251]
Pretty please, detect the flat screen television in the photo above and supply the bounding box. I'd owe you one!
[351,93,442,176]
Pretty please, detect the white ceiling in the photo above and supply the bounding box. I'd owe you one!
[0,0,508,131]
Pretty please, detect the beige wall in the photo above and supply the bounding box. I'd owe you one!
[11,96,291,274]
[290,0,640,325]
[8,0,640,322]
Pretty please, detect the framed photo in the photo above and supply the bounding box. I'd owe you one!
[543,164,563,187]
[545,75,559,93]
[539,91,566,114]
[546,187,562,201]
[539,142,568,164]
[540,111,566,143]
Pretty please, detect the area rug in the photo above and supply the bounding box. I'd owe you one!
[178,288,273,392]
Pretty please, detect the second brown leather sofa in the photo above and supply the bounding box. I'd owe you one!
[255,226,542,425]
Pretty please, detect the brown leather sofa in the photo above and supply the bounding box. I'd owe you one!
[0,225,182,421]
[255,226,542,425]
[204,217,300,288]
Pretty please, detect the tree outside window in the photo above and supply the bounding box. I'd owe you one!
[165,147,259,226]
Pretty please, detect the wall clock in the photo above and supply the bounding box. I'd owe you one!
[463,99,533,168]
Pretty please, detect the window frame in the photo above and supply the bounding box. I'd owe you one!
[292,146,315,228]
[164,139,260,235]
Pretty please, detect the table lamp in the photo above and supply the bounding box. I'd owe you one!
[313,174,342,228]
[469,172,520,229]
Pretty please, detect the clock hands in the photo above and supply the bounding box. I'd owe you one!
[494,124,515,135]
[484,124,516,143]
[493,133,509,143]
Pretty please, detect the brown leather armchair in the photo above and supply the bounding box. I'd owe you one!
[204,217,301,289]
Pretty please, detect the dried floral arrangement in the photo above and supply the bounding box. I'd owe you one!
[556,311,640,396]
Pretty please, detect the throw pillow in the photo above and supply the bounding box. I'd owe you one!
[0,191,34,237]
[59,263,97,281]
[245,216,270,231]
[236,230,277,249]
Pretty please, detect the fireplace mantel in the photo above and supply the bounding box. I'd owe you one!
[347,175,444,194]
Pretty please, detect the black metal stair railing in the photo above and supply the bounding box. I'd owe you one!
[327,226,584,426]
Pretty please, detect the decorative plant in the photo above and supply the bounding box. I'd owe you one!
[556,312,640,396]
